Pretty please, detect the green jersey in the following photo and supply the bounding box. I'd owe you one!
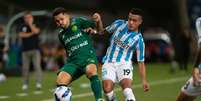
[58,17,97,64]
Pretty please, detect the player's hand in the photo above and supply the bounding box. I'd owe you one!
[83,27,97,34]
[142,80,150,92]
[92,13,102,23]
[192,68,201,86]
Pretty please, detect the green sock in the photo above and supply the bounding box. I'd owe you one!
[89,75,103,100]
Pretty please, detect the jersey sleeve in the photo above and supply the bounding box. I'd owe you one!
[136,34,145,62]
[196,17,201,44]
[105,19,124,33]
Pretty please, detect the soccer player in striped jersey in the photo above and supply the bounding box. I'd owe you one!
[93,8,150,101]
[176,17,201,101]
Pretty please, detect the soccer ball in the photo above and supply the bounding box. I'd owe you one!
[54,86,72,101]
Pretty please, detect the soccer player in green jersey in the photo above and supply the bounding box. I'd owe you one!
[52,7,104,101]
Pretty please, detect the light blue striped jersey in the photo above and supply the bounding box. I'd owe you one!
[102,19,145,63]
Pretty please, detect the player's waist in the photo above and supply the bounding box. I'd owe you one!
[103,58,132,63]
[67,52,96,61]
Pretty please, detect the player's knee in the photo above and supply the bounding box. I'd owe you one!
[56,72,72,85]
[86,64,98,78]
[103,86,113,93]
[103,81,114,93]
[120,79,132,89]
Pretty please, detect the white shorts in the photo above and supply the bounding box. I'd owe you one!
[181,77,201,96]
[102,62,133,83]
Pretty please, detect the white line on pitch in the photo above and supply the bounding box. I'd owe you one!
[42,76,188,101]
[16,93,28,97]
[0,96,10,99]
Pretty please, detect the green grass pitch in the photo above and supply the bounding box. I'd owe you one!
[0,63,200,101]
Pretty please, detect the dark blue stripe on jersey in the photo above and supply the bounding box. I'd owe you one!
[138,35,144,61]
[108,24,127,62]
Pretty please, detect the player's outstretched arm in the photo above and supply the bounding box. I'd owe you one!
[138,62,150,92]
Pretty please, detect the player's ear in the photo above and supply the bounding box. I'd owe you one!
[139,17,143,25]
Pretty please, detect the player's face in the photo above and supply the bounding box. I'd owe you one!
[24,14,33,25]
[54,13,70,29]
[128,13,142,32]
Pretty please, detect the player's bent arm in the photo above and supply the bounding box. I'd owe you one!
[92,13,104,32]
[29,24,40,34]
[19,32,33,38]
[92,13,113,35]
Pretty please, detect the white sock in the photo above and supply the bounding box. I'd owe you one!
[106,91,116,101]
[123,88,136,101]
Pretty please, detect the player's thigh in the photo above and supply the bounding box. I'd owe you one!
[102,63,117,83]
[59,63,84,83]
[85,56,99,76]
[116,62,133,82]
[181,77,201,97]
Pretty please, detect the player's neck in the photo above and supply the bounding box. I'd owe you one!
[128,29,139,33]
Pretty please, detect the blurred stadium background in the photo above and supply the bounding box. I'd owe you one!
[0,0,201,101]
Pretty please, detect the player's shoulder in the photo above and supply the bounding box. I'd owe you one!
[58,28,65,34]
[113,19,126,25]
[136,32,144,40]
[72,17,88,22]
[70,17,88,25]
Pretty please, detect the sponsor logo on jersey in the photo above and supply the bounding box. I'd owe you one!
[64,32,82,44]
[113,36,130,49]
[70,40,88,52]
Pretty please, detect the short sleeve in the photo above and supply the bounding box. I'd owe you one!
[136,34,145,62]
[105,19,124,33]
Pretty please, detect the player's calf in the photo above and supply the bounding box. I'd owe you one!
[105,90,117,101]
[123,88,136,101]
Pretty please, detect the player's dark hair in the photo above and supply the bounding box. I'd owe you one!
[24,10,32,16]
[52,7,68,17]
[129,8,144,18]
